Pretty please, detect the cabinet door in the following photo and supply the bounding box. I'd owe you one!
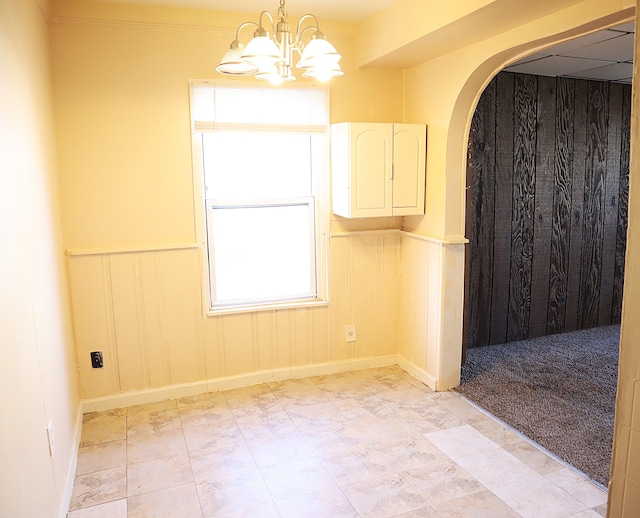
[352,123,393,217]
[392,124,426,215]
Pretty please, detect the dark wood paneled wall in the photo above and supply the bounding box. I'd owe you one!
[464,72,630,349]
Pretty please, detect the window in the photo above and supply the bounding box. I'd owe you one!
[190,83,330,313]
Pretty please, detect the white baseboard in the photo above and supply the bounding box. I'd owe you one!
[82,379,211,413]
[81,355,398,413]
[59,404,83,518]
[396,355,438,391]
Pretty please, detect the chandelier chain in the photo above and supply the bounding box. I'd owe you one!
[278,0,287,22]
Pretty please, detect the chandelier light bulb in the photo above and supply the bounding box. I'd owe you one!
[303,65,344,83]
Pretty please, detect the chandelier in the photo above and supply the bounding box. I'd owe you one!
[216,0,343,85]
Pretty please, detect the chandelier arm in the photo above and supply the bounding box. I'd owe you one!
[258,10,276,33]
[294,25,320,51]
[234,21,259,40]
[293,14,319,46]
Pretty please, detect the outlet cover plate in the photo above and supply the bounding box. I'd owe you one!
[345,324,357,343]
[90,351,104,369]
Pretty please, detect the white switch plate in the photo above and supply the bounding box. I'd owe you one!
[345,324,357,343]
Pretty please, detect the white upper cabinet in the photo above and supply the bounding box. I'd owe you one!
[331,122,426,218]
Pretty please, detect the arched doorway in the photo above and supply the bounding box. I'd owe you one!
[459,26,633,485]
[440,9,631,516]
[463,28,632,352]
[395,4,636,511]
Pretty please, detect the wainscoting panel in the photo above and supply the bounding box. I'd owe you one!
[398,232,466,390]
[214,312,256,377]
[108,254,148,392]
[328,234,352,364]
[465,72,630,349]
[68,232,402,400]
[399,233,429,368]
[67,247,205,399]
[67,255,119,398]
[352,233,400,359]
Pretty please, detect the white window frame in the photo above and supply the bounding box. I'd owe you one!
[205,197,318,307]
[190,81,330,316]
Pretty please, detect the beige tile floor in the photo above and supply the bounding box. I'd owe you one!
[67,366,608,518]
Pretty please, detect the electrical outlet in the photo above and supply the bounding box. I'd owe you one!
[90,351,103,369]
[345,324,357,343]
[46,421,55,456]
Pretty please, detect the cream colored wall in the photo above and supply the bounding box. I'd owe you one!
[51,0,404,251]
[51,0,636,402]
[378,0,639,512]
[390,0,635,392]
[609,1,640,511]
[0,0,80,516]
[2,0,635,515]
[50,0,406,402]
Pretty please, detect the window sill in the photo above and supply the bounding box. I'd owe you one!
[206,298,329,317]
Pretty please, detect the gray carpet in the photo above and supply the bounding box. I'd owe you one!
[456,325,620,486]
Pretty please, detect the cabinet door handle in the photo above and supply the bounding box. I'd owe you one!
[389,162,394,180]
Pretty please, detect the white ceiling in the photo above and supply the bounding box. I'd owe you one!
[504,22,635,83]
[92,1,634,82]
[91,0,395,22]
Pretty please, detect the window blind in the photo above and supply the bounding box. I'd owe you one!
[191,83,329,133]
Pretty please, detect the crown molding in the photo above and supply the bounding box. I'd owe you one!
[49,1,356,40]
